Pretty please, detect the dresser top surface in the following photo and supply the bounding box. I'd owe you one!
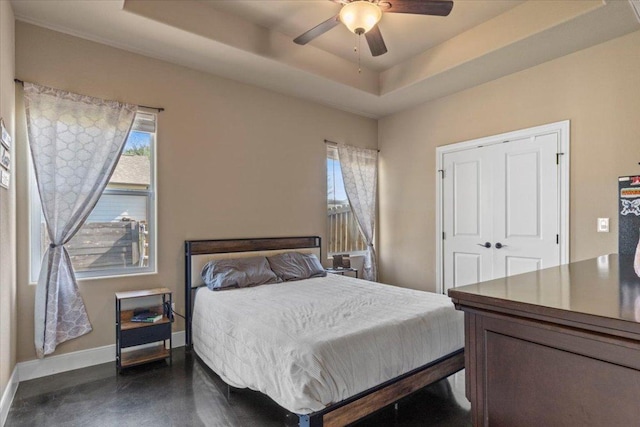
[448,254,640,326]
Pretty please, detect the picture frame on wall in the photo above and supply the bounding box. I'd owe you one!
[0,169,9,189]
[1,118,11,149]
[1,145,10,169]
[0,117,12,189]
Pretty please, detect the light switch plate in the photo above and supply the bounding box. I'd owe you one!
[597,218,609,233]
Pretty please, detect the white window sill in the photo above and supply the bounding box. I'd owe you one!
[28,269,158,285]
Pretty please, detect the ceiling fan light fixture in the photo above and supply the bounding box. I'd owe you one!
[339,1,382,35]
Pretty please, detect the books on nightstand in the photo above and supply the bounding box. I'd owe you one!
[131,310,163,323]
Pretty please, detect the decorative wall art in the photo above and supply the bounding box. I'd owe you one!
[0,118,11,189]
[620,176,640,255]
[1,118,11,149]
[0,169,9,188]
[0,145,10,169]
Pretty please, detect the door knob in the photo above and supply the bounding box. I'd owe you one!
[495,242,507,249]
[477,242,492,248]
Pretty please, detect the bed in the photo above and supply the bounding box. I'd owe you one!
[185,236,464,427]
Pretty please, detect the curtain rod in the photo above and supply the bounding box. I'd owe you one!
[324,139,380,153]
[14,79,165,112]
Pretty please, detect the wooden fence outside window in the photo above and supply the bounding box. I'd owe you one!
[41,220,148,272]
[327,204,366,254]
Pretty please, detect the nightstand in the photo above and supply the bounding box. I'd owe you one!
[115,288,173,372]
[325,267,359,279]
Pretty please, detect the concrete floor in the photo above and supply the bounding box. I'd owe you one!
[6,350,471,426]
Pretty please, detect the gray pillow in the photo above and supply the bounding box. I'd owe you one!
[267,252,327,282]
[201,256,281,290]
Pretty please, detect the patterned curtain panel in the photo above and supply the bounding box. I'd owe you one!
[337,143,378,281]
[24,83,136,358]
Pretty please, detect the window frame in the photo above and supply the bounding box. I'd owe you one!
[29,112,158,283]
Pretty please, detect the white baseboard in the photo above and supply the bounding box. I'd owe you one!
[18,343,115,382]
[0,366,19,427]
[17,331,185,382]
[172,330,186,348]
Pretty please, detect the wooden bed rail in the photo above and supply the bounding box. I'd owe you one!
[296,349,465,427]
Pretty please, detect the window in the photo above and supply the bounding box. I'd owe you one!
[30,112,157,281]
[326,145,366,256]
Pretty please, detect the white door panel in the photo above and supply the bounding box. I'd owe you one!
[492,134,560,280]
[504,148,540,238]
[453,160,481,237]
[443,148,493,291]
[453,252,482,288]
[443,132,560,291]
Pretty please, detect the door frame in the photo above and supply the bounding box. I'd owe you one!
[435,120,570,294]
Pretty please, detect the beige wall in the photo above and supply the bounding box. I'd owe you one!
[379,30,640,292]
[15,22,377,362]
[13,19,640,363]
[0,0,16,400]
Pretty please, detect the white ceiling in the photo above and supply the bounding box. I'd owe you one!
[10,0,640,118]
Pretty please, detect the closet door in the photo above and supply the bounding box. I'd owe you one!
[442,147,494,290]
[442,134,560,292]
[491,134,560,279]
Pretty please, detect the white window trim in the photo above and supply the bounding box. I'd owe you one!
[28,114,158,284]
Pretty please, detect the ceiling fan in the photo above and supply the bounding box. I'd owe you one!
[293,0,454,57]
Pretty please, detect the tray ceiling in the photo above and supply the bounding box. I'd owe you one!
[200,0,524,72]
[10,0,640,118]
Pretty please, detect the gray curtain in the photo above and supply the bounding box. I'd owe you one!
[24,83,136,358]
[337,143,378,281]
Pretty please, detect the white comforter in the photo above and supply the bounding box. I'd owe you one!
[192,274,464,414]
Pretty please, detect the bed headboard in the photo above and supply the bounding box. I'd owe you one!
[184,236,321,348]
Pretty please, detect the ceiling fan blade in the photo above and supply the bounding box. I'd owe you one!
[294,15,341,45]
[365,25,388,57]
[380,0,454,17]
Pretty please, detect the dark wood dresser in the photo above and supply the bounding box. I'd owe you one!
[448,254,640,426]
